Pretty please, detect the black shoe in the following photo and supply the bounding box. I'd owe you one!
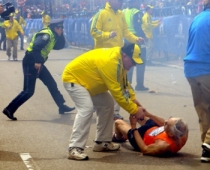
[2,108,17,121]
[20,48,24,50]
[201,149,210,163]
[59,105,75,114]
[135,86,149,91]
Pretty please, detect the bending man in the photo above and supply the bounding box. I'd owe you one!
[62,43,145,160]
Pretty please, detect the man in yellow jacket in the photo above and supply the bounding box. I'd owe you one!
[90,0,144,120]
[2,13,24,60]
[15,9,26,50]
[41,11,51,28]
[142,5,162,65]
[62,43,146,160]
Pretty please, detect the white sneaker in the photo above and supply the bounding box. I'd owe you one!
[93,142,120,152]
[7,56,10,60]
[202,143,210,152]
[67,147,89,160]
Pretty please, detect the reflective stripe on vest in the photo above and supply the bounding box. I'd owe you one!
[123,8,139,34]
[27,28,55,61]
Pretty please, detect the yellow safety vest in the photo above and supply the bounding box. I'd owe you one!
[27,28,55,61]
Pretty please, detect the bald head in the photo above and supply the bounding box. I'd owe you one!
[172,118,188,138]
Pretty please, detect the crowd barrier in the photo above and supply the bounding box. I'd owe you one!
[25,15,194,58]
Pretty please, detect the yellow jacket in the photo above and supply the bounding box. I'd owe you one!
[142,12,159,39]
[42,14,51,28]
[90,2,138,49]
[62,47,138,114]
[2,20,24,40]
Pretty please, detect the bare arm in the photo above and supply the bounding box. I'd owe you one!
[143,110,166,126]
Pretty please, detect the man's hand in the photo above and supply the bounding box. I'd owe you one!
[134,107,145,120]
[34,63,42,73]
[136,37,144,43]
[109,31,117,38]
[129,115,137,129]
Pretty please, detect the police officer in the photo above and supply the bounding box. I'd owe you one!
[123,0,149,91]
[2,19,75,121]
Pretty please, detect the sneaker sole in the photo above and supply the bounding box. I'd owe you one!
[67,155,89,160]
[93,146,120,152]
[200,157,210,162]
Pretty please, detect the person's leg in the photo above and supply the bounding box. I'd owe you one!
[92,92,114,142]
[12,37,18,60]
[135,47,149,91]
[20,33,24,50]
[146,39,154,65]
[3,64,37,120]
[187,76,210,143]
[38,65,75,113]
[114,119,131,139]
[195,75,210,145]
[64,83,92,160]
[6,39,12,60]
[187,75,210,162]
[92,92,120,151]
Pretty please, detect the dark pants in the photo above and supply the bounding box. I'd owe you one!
[5,59,66,114]
[18,32,24,49]
[128,46,146,88]
[0,28,6,50]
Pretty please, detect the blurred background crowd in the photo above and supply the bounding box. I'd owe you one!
[0,0,205,19]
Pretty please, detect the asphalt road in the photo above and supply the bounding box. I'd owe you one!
[0,48,209,170]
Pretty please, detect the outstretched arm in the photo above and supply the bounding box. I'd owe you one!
[142,110,166,126]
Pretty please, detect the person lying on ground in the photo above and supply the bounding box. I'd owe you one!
[112,110,188,156]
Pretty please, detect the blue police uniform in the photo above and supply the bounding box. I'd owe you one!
[3,19,75,120]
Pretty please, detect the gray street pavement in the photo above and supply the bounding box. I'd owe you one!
[0,47,209,170]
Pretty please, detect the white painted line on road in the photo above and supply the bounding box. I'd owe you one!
[20,153,40,170]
